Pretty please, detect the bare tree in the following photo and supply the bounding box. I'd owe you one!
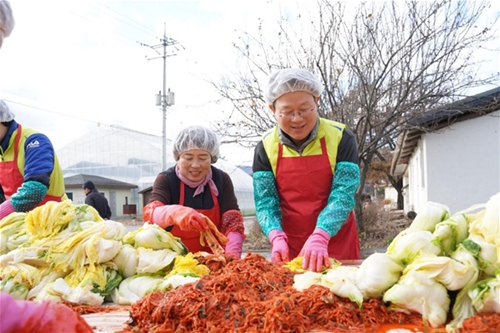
[209,0,499,230]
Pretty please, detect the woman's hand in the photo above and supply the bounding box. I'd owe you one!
[269,229,290,265]
[224,232,244,259]
[152,204,209,231]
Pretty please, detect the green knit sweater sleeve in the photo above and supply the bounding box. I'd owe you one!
[253,170,282,237]
[317,161,360,236]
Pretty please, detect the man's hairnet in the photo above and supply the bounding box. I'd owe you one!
[173,126,220,163]
[0,1,15,48]
[264,68,324,104]
[0,99,15,122]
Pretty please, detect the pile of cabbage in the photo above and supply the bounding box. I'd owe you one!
[293,192,499,333]
[0,200,210,306]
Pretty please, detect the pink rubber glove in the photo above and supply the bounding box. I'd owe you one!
[0,199,16,220]
[0,292,93,333]
[269,229,290,266]
[152,204,209,232]
[225,232,244,259]
[299,228,332,272]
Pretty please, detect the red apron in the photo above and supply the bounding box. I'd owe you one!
[0,124,61,205]
[276,137,360,260]
[170,182,221,253]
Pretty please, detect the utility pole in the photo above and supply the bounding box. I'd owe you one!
[142,23,182,170]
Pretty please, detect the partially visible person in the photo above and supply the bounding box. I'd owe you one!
[143,126,245,258]
[1,4,66,221]
[0,4,90,332]
[0,100,66,220]
[0,292,94,333]
[253,68,361,272]
[0,0,14,49]
[83,180,112,220]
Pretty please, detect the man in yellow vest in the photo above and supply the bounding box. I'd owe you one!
[252,68,361,272]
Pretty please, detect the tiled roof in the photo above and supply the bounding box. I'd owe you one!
[408,86,500,129]
[391,86,500,175]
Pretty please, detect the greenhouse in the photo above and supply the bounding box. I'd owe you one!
[56,126,255,216]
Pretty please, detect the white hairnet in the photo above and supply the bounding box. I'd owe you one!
[0,1,15,48]
[0,99,15,122]
[265,68,324,104]
[173,126,220,163]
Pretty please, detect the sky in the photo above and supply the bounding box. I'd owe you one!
[1,0,499,167]
[0,0,298,166]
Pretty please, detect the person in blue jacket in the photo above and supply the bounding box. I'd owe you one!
[252,68,361,272]
[0,3,66,219]
[0,100,67,220]
[0,3,89,331]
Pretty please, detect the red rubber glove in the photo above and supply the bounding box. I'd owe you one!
[225,232,244,259]
[152,204,209,232]
[269,229,289,266]
[0,292,93,333]
[0,200,15,220]
[299,228,332,272]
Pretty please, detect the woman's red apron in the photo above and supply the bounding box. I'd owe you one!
[0,124,61,205]
[276,137,360,260]
[170,182,221,253]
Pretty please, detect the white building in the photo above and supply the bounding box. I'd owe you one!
[391,87,500,215]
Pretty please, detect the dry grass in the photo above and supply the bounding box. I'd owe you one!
[243,218,271,251]
[360,201,411,250]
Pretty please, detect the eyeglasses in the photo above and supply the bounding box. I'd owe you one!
[277,107,314,120]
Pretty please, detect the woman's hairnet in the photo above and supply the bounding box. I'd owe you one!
[264,68,324,104]
[0,1,15,48]
[173,126,220,163]
[0,99,15,122]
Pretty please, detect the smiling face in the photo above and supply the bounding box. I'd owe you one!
[177,149,212,182]
[270,90,319,147]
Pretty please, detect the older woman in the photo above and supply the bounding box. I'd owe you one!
[253,68,361,272]
[143,125,245,258]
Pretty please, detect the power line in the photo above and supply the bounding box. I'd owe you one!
[3,97,161,137]
[119,1,161,23]
[3,98,106,126]
[65,6,144,45]
[93,2,160,40]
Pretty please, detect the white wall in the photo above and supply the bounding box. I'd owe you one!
[406,139,428,213]
[67,187,138,218]
[384,186,398,206]
[421,110,500,213]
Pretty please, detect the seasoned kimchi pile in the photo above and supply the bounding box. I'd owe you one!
[123,253,425,333]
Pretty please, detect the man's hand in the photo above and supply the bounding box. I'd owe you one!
[299,228,331,272]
